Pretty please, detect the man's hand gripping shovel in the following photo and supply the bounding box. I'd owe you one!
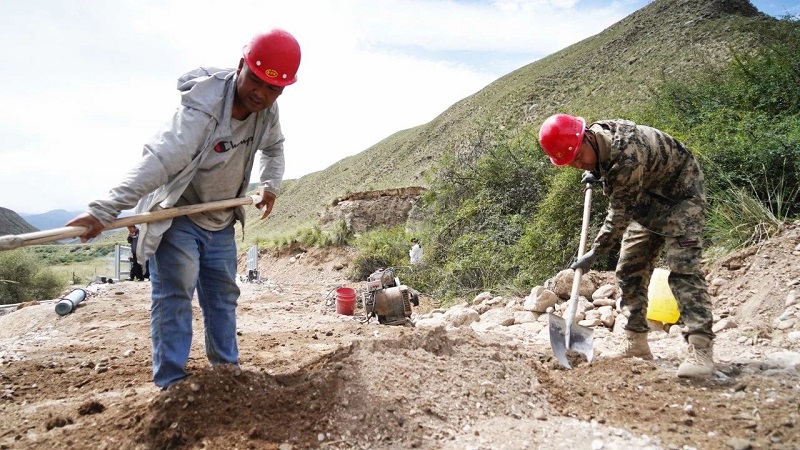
[548,182,595,368]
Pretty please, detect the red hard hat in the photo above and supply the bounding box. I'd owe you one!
[538,114,586,166]
[243,29,301,87]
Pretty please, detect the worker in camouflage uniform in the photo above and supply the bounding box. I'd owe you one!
[537,113,715,379]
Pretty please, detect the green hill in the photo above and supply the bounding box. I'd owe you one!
[241,0,771,245]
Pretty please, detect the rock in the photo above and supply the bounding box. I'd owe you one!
[513,311,537,325]
[711,277,728,287]
[538,313,551,323]
[712,318,738,333]
[486,296,504,306]
[550,269,596,299]
[593,298,616,307]
[775,318,796,331]
[597,305,614,316]
[786,290,798,307]
[415,317,447,329]
[523,286,559,313]
[472,292,493,305]
[727,437,753,450]
[764,351,800,370]
[442,306,481,328]
[480,308,516,327]
[584,310,601,321]
[599,307,615,328]
[579,318,602,327]
[518,321,545,334]
[473,303,492,315]
[592,284,617,300]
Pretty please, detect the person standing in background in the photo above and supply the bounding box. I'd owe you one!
[409,238,423,265]
[126,225,145,281]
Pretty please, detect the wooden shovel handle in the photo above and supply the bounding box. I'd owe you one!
[0,195,262,251]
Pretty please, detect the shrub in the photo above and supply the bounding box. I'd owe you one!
[0,250,67,304]
[414,126,561,297]
[705,171,795,253]
[640,16,800,228]
[349,226,408,281]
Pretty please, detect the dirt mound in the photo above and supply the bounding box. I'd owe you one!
[129,328,548,449]
[141,363,340,448]
[706,220,800,335]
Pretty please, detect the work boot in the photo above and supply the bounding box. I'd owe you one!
[677,335,715,379]
[603,330,653,360]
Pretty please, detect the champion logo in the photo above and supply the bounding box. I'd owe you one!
[214,136,254,153]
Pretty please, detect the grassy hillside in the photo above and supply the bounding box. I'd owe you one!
[240,0,770,248]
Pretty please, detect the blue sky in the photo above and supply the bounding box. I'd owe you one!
[0,0,796,215]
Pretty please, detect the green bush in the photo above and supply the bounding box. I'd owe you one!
[639,16,800,231]
[413,126,562,297]
[349,226,408,281]
[0,250,67,304]
[705,171,795,254]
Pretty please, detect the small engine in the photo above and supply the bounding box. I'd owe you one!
[364,267,419,326]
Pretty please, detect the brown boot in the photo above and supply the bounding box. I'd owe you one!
[677,335,715,379]
[603,330,653,360]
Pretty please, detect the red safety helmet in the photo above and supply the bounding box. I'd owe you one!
[243,29,301,87]
[538,114,586,166]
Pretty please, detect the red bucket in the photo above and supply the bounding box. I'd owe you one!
[335,287,356,315]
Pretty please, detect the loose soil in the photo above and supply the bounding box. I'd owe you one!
[1,223,799,450]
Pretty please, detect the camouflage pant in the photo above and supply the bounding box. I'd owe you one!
[616,221,714,340]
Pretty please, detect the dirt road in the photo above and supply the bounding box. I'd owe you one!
[1,230,799,450]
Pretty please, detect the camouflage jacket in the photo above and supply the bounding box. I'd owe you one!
[589,119,706,254]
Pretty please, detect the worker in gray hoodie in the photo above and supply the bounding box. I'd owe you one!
[66,29,301,389]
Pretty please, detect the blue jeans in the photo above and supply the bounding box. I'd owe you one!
[149,216,240,388]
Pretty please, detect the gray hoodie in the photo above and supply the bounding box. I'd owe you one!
[87,67,286,261]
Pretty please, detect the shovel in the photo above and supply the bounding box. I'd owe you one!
[548,183,595,369]
[0,194,263,251]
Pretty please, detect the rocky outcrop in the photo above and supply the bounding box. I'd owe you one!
[318,187,426,234]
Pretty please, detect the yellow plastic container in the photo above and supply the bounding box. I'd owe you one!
[646,268,680,324]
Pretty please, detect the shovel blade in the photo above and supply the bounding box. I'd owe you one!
[548,313,595,369]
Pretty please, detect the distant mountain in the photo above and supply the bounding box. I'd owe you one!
[20,209,83,232]
[0,207,39,237]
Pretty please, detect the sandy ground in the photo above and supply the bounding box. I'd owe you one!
[1,224,799,450]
